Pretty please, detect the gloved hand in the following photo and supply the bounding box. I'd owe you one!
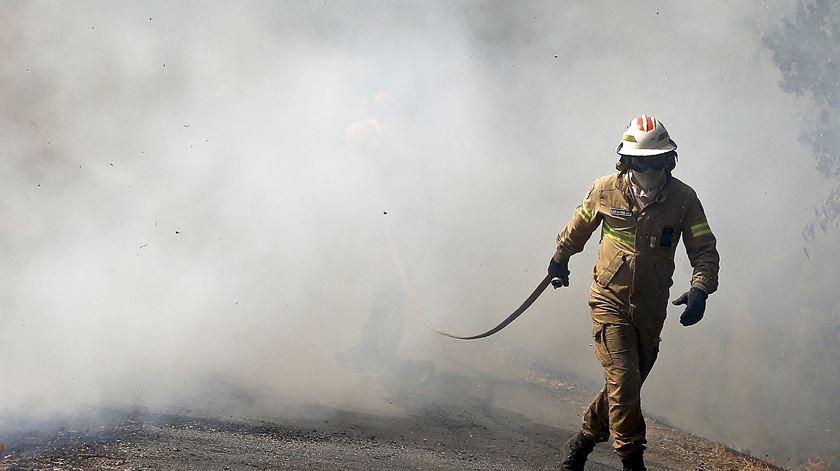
[672,288,708,326]
[548,257,570,289]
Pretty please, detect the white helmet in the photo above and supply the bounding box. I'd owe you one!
[615,114,677,156]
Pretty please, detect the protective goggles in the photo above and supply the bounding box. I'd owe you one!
[624,154,674,172]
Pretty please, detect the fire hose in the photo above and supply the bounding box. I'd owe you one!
[421,274,553,340]
[386,231,554,340]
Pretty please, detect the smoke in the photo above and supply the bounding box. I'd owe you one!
[1,0,837,466]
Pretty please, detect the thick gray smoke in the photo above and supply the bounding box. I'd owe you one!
[1,0,837,467]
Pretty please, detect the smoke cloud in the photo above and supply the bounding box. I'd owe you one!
[1,0,837,466]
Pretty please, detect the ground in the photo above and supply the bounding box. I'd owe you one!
[0,350,781,471]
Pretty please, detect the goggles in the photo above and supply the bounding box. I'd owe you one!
[625,154,674,172]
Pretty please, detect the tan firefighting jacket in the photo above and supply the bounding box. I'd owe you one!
[554,171,719,324]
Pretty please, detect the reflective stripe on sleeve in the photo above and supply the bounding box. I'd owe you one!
[690,221,712,237]
[689,221,712,237]
[579,204,593,223]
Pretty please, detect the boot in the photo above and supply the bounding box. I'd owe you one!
[620,452,646,471]
[559,431,596,471]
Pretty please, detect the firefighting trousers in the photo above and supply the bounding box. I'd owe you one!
[580,318,661,458]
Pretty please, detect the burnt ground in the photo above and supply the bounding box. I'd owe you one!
[0,354,781,471]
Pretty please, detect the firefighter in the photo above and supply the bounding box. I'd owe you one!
[551,115,720,471]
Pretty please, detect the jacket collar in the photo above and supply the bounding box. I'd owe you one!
[616,170,673,208]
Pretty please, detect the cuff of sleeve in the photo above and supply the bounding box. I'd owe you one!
[553,248,571,263]
[553,254,570,264]
[691,282,708,294]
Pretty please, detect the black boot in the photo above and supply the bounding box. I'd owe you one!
[559,431,596,471]
[620,452,646,471]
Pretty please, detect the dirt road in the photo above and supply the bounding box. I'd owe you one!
[0,358,778,471]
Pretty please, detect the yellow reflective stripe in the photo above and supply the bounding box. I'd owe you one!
[650,236,657,248]
[604,229,634,244]
[603,231,624,244]
[603,223,634,239]
[603,222,635,244]
[622,134,637,142]
[579,204,592,223]
[690,221,712,237]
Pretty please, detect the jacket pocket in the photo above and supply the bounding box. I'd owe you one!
[596,251,627,288]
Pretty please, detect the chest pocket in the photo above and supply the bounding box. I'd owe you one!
[653,205,683,249]
[659,227,675,247]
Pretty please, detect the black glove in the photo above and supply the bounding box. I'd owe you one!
[548,257,570,289]
[672,288,708,326]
